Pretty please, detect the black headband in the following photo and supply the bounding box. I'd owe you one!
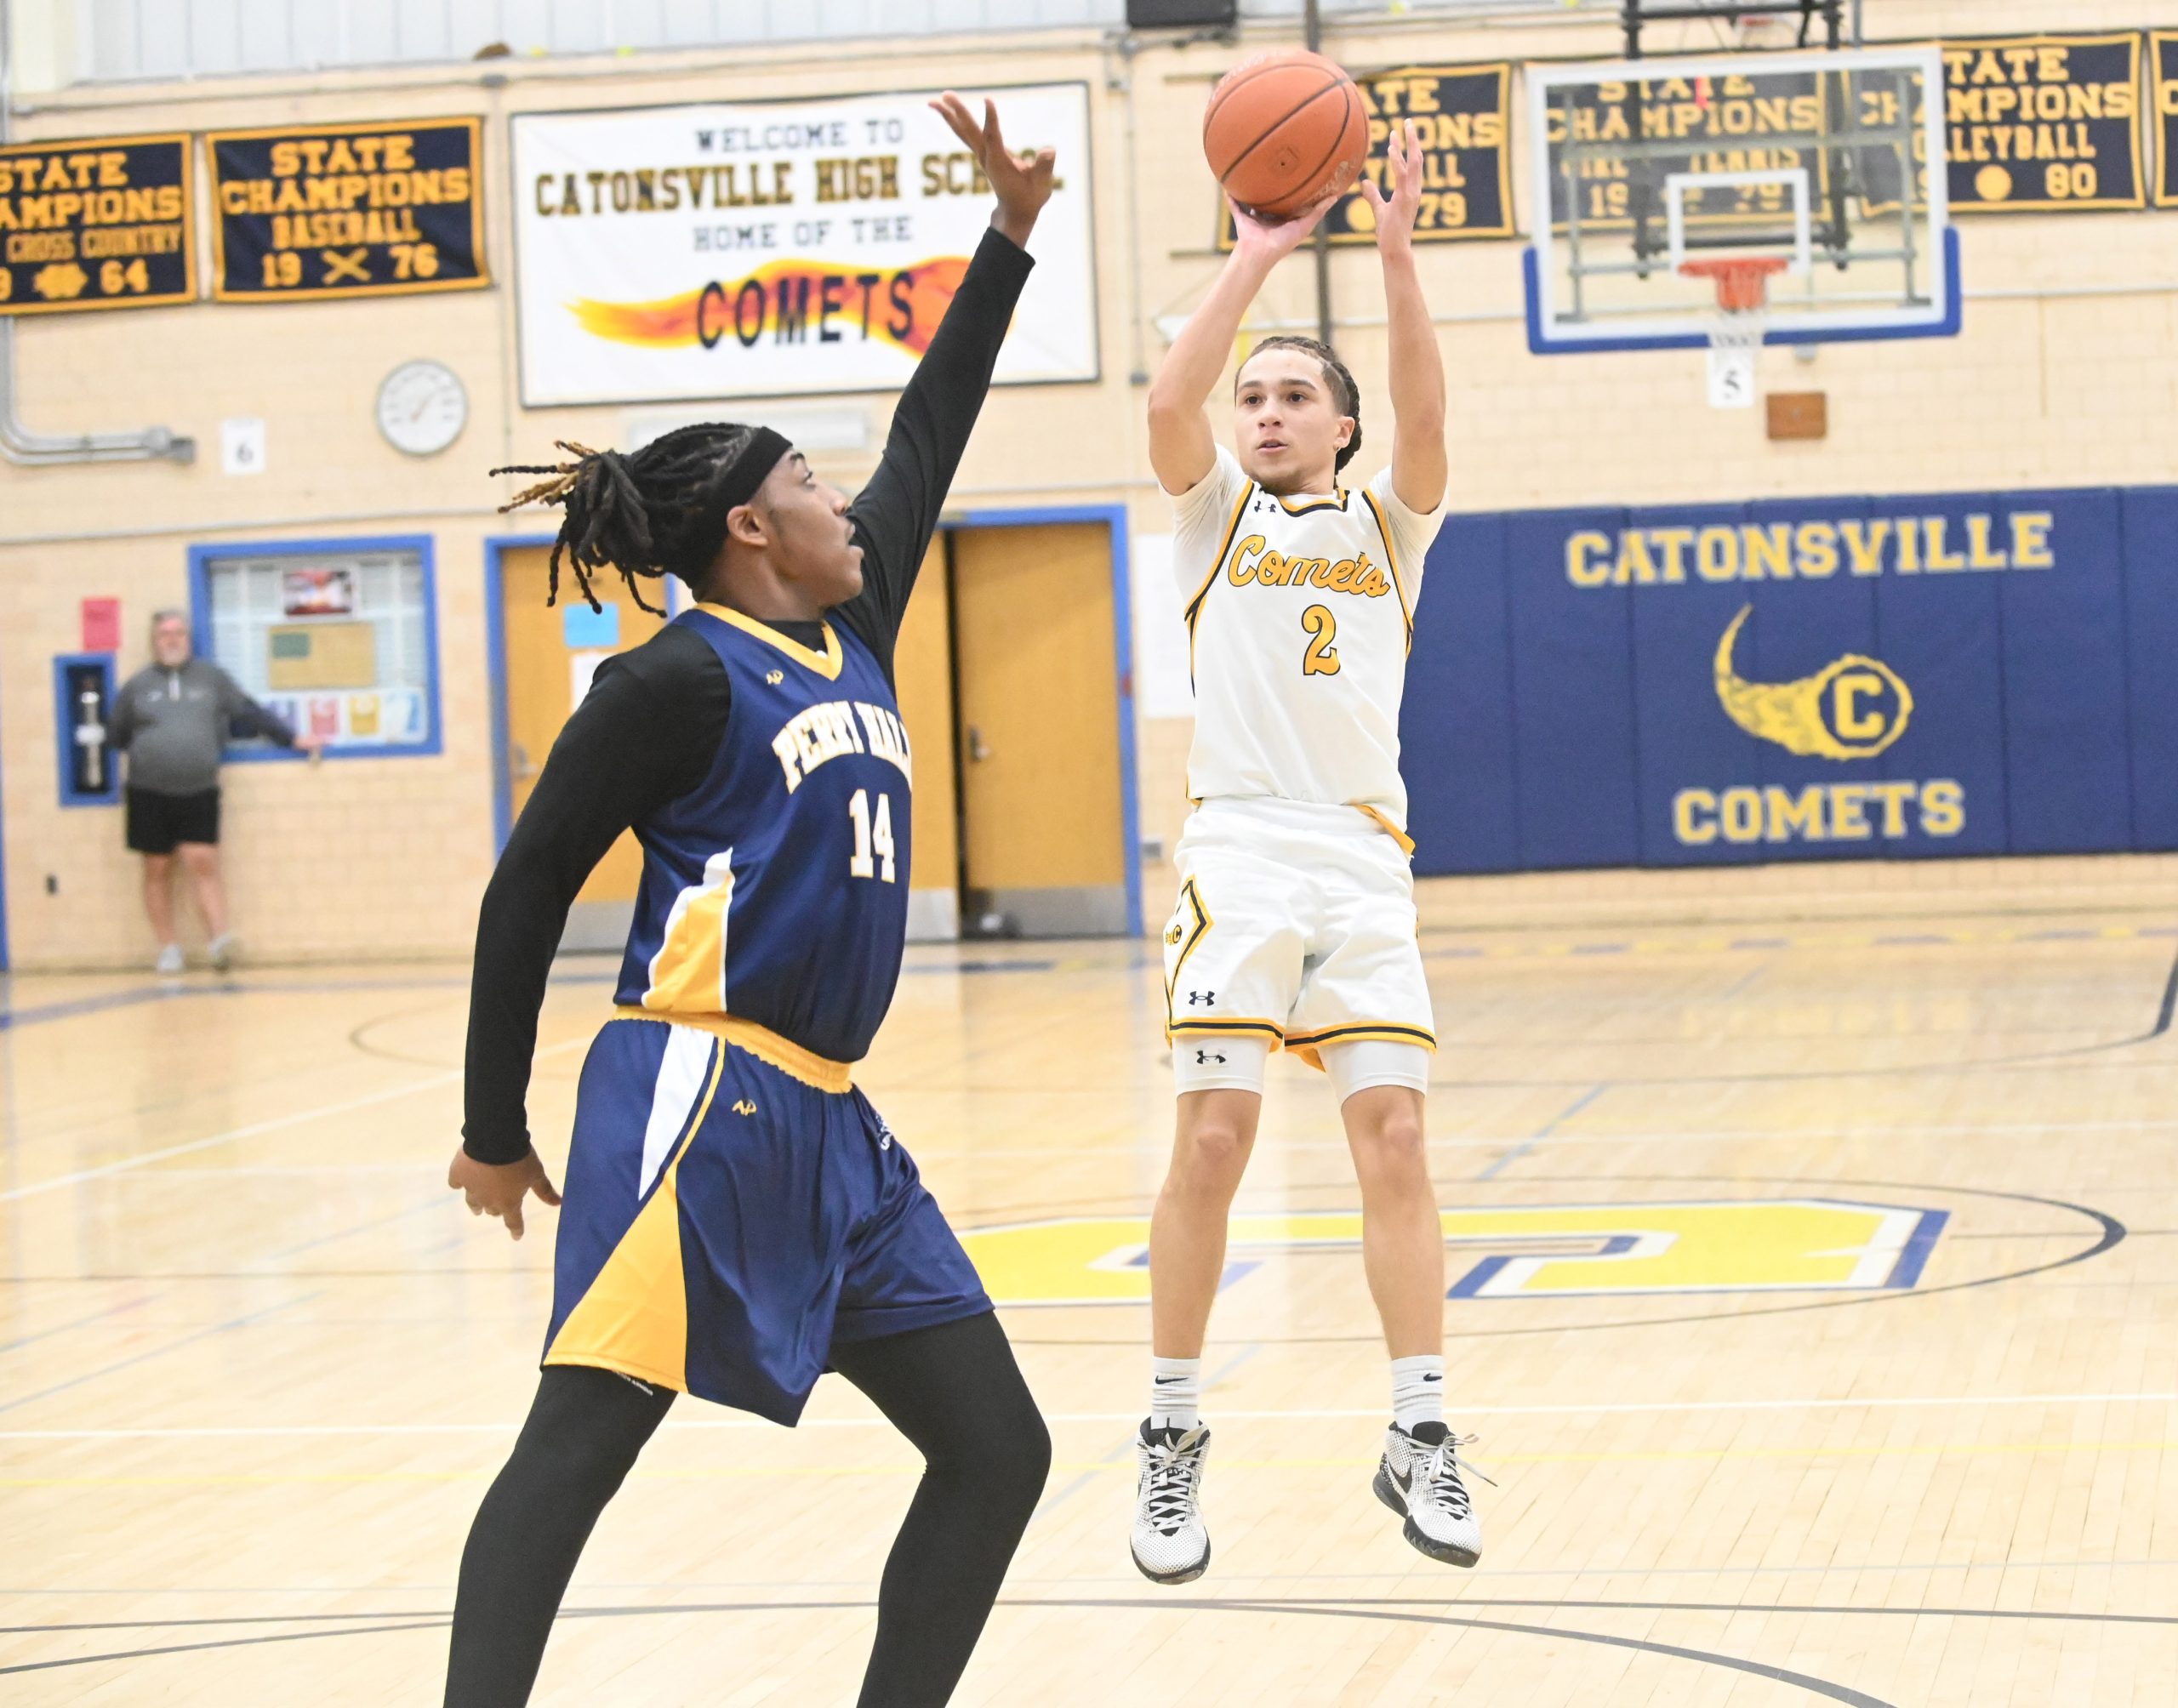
[670,426,792,578]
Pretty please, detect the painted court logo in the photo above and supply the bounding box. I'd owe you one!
[1713,605,1913,760]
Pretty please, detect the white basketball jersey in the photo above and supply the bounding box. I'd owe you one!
[1172,446,1444,845]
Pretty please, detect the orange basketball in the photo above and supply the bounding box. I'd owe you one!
[1203,49,1369,221]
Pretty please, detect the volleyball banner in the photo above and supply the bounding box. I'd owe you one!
[510,84,1098,407]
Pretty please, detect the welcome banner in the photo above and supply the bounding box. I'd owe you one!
[1401,487,2178,874]
[510,84,1097,407]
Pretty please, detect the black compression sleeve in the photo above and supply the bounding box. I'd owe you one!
[835,226,1036,680]
[460,624,729,1164]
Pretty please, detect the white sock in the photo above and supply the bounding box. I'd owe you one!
[1150,1357,1201,1432]
[1391,1355,1445,1435]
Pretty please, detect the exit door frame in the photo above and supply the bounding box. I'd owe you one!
[484,532,685,854]
[952,503,1143,938]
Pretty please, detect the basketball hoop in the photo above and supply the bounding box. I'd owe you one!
[1680,257,1788,408]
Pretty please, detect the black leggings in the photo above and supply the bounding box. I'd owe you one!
[443,1311,1051,1708]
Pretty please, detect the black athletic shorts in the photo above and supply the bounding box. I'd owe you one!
[125,787,220,854]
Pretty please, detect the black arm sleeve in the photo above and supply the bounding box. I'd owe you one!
[835,225,1036,680]
[461,624,731,1165]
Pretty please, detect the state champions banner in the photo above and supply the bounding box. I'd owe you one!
[2154,32,2178,207]
[0,133,194,315]
[1936,33,2144,213]
[510,85,1097,407]
[1218,63,1514,248]
[208,119,487,301]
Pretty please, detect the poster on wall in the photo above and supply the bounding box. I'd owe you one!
[1217,63,1514,248]
[1935,33,2144,213]
[2154,32,2178,207]
[0,133,195,314]
[207,119,487,301]
[510,84,1098,407]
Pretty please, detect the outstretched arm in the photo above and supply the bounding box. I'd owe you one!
[1365,121,1447,514]
[1146,194,1335,496]
[836,94,1053,671]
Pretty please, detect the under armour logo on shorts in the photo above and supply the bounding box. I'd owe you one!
[1194,1048,1227,1066]
[1186,990,1216,1006]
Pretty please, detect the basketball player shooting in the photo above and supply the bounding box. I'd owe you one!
[1130,119,1478,1584]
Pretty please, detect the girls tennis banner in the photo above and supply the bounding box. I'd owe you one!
[509,84,1098,407]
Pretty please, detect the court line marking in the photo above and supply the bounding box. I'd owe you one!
[0,1039,584,1204]
[1475,1082,1607,1181]
[0,1293,324,1419]
[3,1390,2172,1442]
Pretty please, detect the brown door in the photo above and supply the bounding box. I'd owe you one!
[499,548,666,949]
[892,542,963,940]
[949,523,1128,937]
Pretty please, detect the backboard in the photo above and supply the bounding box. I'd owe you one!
[1525,45,1960,355]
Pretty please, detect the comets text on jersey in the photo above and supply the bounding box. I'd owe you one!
[770,698,912,793]
[1227,534,1393,599]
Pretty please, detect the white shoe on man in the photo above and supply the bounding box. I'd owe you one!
[1374,1421,1482,1567]
[153,943,185,976]
[1130,1421,1212,1584]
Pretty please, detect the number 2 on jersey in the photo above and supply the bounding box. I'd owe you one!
[1301,604,1343,676]
[848,789,897,883]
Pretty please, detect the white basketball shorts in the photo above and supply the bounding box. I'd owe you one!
[1162,796,1435,1081]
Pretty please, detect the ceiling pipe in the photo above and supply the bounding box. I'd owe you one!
[0,0,194,465]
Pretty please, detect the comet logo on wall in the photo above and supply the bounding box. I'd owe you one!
[569,255,970,356]
[1713,605,1914,760]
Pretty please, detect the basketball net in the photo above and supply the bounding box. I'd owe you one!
[1680,258,1787,411]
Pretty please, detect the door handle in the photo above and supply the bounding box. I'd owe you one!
[966,726,991,763]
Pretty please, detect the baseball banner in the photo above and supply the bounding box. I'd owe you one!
[510,84,1098,407]
[208,119,487,302]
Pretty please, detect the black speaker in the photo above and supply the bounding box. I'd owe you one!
[1126,0,1239,29]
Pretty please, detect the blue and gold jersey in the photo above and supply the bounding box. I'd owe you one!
[613,603,915,1062]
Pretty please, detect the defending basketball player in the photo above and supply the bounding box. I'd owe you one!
[442,96,1053,1708]
[1130,119,1478,1583]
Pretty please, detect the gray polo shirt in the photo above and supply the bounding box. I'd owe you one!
[108,658,297,797]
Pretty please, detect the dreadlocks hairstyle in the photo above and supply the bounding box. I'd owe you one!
[490,422,774,614]
[1241,335,1364,475]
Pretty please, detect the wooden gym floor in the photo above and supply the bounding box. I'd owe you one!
[3,887,2175,1705]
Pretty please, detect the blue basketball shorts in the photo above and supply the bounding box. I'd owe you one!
[543,1012,991,1424]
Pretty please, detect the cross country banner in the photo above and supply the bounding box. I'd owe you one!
[509,84,1098,407]
[0,133,195,315]
[207,119,487,302]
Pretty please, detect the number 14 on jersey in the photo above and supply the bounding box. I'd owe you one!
[847,789,897,883]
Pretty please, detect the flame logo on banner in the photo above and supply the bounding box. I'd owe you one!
[1713,605,1913,760]
[569,256,972,355]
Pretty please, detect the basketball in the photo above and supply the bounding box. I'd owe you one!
[1203,49,1369,220]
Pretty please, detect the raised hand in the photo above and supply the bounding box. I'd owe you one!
[1362,118,1426,256]
[1229,190,1340,266]
[931,93,1058,248]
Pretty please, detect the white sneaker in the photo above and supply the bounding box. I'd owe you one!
[1130,1421,1212,1585]
[208,932,236,972]
[1374,1422,1482,1568]
[153,944,185,976]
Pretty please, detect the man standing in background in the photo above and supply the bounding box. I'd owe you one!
[107,609,322,974]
